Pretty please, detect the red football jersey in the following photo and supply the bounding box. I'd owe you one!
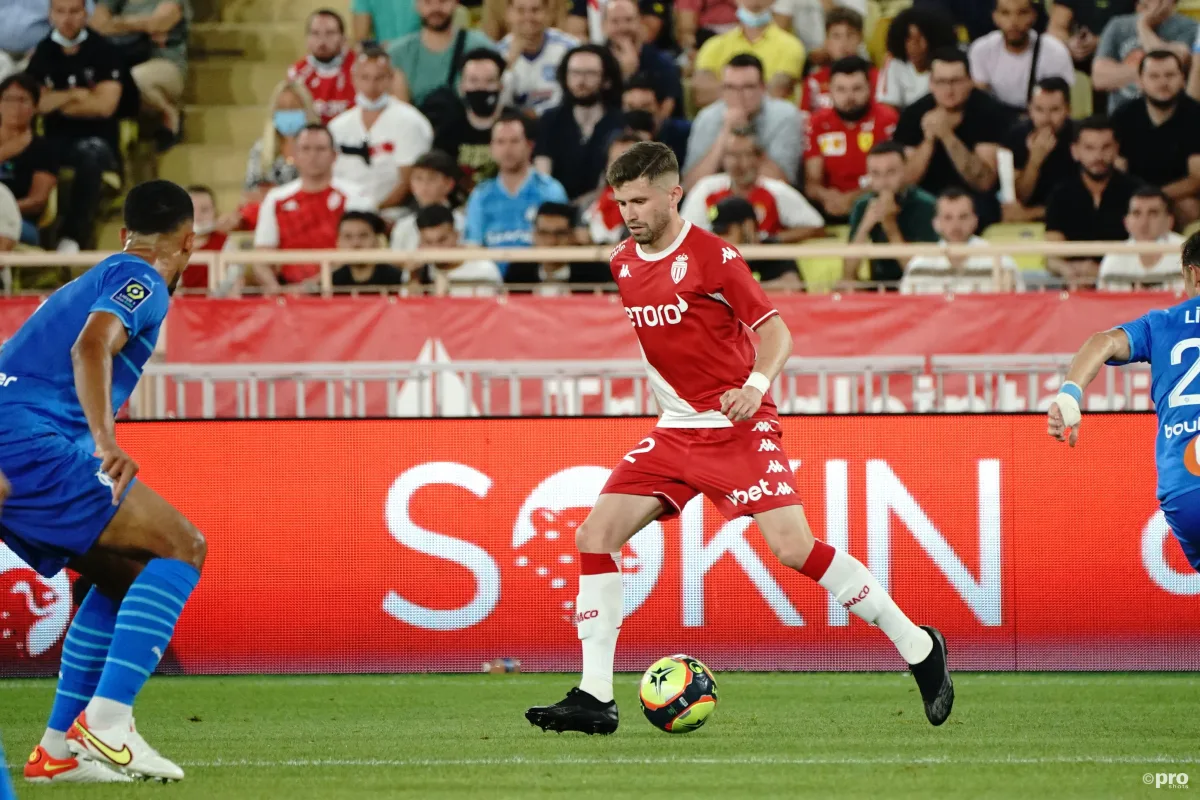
[800,64,879,113]
[610,222,779,427]
[288,51,357,125]
[183,230,228,289]
[803,103,899,193]
[254,179,373,284]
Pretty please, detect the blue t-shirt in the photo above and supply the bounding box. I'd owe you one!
[1112,295,1200,502]
[464,170,568,275]
[0,254,169,446]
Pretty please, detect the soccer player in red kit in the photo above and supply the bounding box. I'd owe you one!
[525,142,953,735]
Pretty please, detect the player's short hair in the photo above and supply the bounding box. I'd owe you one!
[1073,114,1113,142]
[339,210,386,235]
[830,55,872,81]
[1183,230,1200,270]
[1139,49,1184,75]
[930,46,969,72]
[624,72,667,103]
[0,72,41,105]
[463,47,506,77]
[606,140,679,189]
[1130,184,1171,209]
[536,201,576,224]
[725,53,764,82]
[1033,76,1071,103]
[123,180,194,235]
[415,204,456,230]
[493,108,536,142]
[825,6,864,32]
[867,140,907,161]
[307,8,345,34]
[936,186,975,208]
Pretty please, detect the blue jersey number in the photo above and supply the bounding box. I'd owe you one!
[1169,338,1200,408]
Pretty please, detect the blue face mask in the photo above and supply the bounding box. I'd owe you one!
[736,6,773,27]
[273,109,307,137]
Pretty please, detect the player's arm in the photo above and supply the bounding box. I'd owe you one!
[1048,328,1133,447]
[0,468,9,511]
[71,311,139,501]
[722,315,792,422]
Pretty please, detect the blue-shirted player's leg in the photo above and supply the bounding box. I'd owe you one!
[1161,490,1200,574]
[1,737,16,800]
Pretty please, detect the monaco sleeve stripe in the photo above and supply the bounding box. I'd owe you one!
[750,309,780,330]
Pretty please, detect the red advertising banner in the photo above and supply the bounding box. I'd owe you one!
[2,416,1196,677]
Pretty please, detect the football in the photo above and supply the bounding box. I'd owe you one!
[638,654,719,733]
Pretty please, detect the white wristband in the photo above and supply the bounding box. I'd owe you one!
[1054,392,1082,428]
[744,372,772,395]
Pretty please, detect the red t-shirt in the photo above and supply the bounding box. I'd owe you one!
[801,64,879,113]
[254,179,373,284]
[288,51,357,125]
[804,103,899,193]
[610,222,778,427]
[696,182,786,236]
[183,230,228,289]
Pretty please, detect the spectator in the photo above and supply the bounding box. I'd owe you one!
[692,0,805,108]
[674,0,739,57]
[622,72,690,164]
[684,53,802,189]
[1094,0,1197,113]
[242,80,320,223]
[330,47,434,219]
[353,0,422,46]
[332,210,407,289]
[27,0,127,253]
[0,73,57,246]
[90,0,189,150]
[1112,49,1200,226]
[969,0,1075,113]
[0,0,97,58]
[467,110,568,272]
[843,141,938,284]
[253,124,375,292]
[892,48,1008,227]
[431,48,508,187]
[902,186,1022,293]
[417,203,503,291]
[708,195,802,287]
[1004,76,1076,222]
[1098,185,1184,289]
[604,0,682,116]
[681,127,824,240]
[510,201,608,285]
[772,0,865,63]
[499,0,579,116]
[876,6,958,110]
[1044,116,1140,285]
[534,44,625,199]
[387,0,495,108]
[390,149,464,250]
[912,0,999,41]
[804,55,898,223]
[181,184,230,292]
[289,9,358,125]
[0,182,19,252]
[1047,0,1136,75]
[639,0,679,55]
[582,131,639,243]
[799,7,876,112]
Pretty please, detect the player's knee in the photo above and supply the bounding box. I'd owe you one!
[772,540,814,572]
[164,519,206,571]
[575,520,620,554]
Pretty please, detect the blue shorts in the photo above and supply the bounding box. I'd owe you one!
[0,429,133,578]
[1161,488,1200,573]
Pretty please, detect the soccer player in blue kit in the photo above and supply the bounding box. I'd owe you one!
[0,180,205,784]
[1048,232,1200,573]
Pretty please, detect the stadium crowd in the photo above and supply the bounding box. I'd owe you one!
[1,0,1200,292]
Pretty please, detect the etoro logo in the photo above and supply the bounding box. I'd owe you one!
[0,544,71,660]
[513,466,664,621]
[725,478,795,507]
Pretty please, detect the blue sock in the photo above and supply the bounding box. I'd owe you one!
[0,737,15,800]
[92,558,199,711]
[48,588,118,733]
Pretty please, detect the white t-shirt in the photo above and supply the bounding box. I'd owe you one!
[679,173,824,236]
[0,182,20,245]
[389,206,467,251]
[498,29,580,116]
[968,31,1075,110]
[770,0,867,50]
[902,236,1024,293]
[1099,233,1185,291]
[329,96,434,210]
[876,56,929,109]
[429,259,504,291]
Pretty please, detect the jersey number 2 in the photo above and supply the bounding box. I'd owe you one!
[1169,338,1200,408]
[623,438,656,463]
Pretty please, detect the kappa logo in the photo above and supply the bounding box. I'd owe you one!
[752,421,774,433]
[619,264,631,279]
[721,247,740,264]
[765,460,786,474]
[671,253,688,284]
[758,439,780,452]
[725,479,795,507]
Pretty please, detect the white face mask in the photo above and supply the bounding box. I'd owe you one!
[193,221,215,236]
[356,92,389,112]
[50,28,88,48]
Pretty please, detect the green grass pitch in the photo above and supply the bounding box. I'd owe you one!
[2,673,1196,799]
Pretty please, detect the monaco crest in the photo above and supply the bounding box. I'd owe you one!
[671,254,688,284]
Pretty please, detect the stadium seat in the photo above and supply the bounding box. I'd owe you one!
[797,237,846,292]
[983,222,1046,271]
[1071,71,1093,119]
[826,224,851,242]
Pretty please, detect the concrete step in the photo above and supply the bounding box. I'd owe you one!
[186,59,287,106]
[191,22,303,62]
[159,144,249,187]
[217,0,351,24]
[184,104,264,149]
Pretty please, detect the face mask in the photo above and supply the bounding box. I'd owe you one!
[836,103,869,122]
[736,6,773,28]
[273,109,307,136]
[356,92,389,112]
[464,89,500,117]
[50,28,88,48]
[193,221,214,236]
[310,51,344,69]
